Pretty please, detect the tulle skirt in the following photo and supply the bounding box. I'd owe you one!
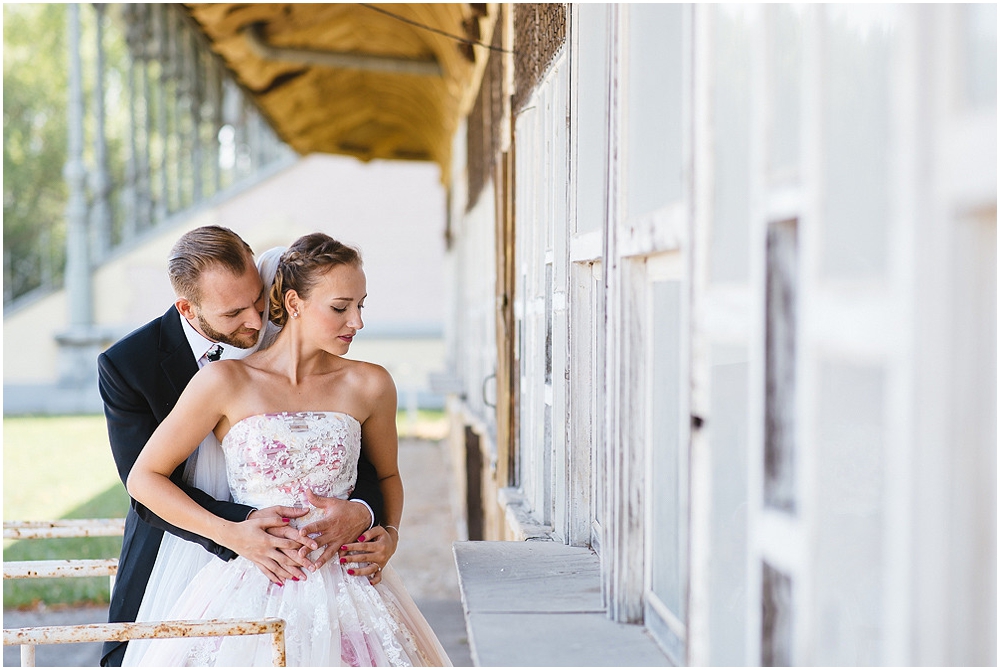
[123,552,450,667]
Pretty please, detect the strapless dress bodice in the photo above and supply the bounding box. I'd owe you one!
[221,411,361,524]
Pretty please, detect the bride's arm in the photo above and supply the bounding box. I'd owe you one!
[360,366,403,533]
[126,363,308,585]
[346,365,403,582]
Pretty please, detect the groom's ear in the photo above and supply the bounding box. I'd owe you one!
[175,297,197,321]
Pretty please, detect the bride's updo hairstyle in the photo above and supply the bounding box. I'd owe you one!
[269,233,363,327]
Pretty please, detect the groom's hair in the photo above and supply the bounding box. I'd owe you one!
[168,226,255,304]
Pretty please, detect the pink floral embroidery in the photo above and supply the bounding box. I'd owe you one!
[222,412,361,516]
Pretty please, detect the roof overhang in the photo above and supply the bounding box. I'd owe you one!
[182,3,499,179]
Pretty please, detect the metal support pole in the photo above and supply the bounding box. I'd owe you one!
[190,32,204,203]
[139,5,154,228]
[210,58,223,193]
[121,3,140,241]
[64,3,92,330]
[54,2,108,405]
[172,9,187,209]
[90,3,112,261]
[155,4,169,221]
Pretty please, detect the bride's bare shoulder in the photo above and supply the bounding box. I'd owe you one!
[342,359,396,395]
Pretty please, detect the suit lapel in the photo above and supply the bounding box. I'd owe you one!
[158,305,199,410]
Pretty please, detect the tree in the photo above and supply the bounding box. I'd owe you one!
[3,3,69,303]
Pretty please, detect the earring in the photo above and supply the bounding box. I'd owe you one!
[292,311,299,318]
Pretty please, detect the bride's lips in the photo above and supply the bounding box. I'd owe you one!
[338,334,354,343]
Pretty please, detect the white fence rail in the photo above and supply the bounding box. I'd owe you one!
[3,618,287,667]
[3,519,287,666]
[3,519,126,540]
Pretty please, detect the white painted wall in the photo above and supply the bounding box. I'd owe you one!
[4,154,448,405]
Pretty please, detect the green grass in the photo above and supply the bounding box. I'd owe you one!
[3,485,129,608]
[3,414,129,609]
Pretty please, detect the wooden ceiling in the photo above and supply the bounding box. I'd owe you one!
[182,3,498,179]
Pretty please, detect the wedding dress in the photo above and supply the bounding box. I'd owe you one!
[123,411,451,667]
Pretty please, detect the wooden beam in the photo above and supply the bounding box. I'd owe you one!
[241,22,442,77]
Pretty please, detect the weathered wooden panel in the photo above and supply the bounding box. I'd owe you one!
[707,346,750,666]
[761,561,793,666]
[625,4,684,218]
[820,5,894,278]
[814,361,885,665]
[763,218,797,512]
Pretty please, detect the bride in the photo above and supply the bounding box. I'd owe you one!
[124,232,451,666]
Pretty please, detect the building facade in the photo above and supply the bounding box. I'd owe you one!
[445,4,996,665]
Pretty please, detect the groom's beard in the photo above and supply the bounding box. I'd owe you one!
[195,311,259,349]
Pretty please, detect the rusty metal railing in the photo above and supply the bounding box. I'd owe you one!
[3,518,126,540]
[4,519,126,596]
[3,519,287,666]
[4,618,287,667]
[4,558,119,580]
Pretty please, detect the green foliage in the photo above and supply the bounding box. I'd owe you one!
[2,4,133,303]
[2,4,69,300]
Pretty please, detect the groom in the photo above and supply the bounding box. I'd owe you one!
[98,226,390,666]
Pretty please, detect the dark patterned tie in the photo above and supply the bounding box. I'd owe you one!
[206,344,224,362]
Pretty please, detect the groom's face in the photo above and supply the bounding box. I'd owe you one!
[185,262,266,349]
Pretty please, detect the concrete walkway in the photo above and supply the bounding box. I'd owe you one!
[4,438,472,667]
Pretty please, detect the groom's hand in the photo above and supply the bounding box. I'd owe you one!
[240,506,318,583]
[299,489,372,570]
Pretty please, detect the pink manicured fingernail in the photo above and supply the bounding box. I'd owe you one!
[347,569,355,575]
[358,535,366,542]
[282,518,290,523]
[340,557,347,564]
[292,577,299,581]
[340,545,348,551]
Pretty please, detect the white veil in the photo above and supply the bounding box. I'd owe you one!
[121,247,287,665]
[253,245,286,352]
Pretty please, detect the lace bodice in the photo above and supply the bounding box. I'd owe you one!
[221,411,361,528]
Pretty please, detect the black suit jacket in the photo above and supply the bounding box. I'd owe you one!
[98,305,384,666]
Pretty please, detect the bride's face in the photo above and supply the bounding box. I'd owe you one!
[297,263,367,354]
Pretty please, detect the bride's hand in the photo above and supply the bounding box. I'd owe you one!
[339,525,398,586]
[250,506,320,576]
[219,512,316,585]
